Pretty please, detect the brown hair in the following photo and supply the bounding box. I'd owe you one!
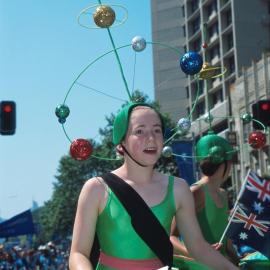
[200,160,228,177]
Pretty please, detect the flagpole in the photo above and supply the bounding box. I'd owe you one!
[218,169,251,244]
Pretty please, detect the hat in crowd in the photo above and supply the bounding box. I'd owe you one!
[113,102,164,145]
[38,245,47,251]
[196,131,237,164]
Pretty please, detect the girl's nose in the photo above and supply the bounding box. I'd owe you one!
[147,130,156,140]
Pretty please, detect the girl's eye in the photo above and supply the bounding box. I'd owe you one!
[155,129,162,134]
[134,129,143,135]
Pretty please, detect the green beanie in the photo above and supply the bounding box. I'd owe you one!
[196,131,237,164]
[112,102,164,145]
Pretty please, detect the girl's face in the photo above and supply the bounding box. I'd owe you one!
[122,106,163,166]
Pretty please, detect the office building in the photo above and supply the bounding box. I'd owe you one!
[151,0,270,193]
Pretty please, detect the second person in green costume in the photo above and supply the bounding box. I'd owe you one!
[170,132,239,265]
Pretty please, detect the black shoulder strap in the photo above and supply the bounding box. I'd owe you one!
[102,172,173,267]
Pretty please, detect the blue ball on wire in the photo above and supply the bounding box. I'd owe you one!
[180,51,203,75]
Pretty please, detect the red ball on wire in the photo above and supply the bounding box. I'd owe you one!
[248,131,266,149]
[70,139,93,160]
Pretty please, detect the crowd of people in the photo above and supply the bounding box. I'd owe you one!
[0,239,69,270]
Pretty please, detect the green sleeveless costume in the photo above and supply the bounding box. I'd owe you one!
[196,185,228,255]
[95,175,176,270]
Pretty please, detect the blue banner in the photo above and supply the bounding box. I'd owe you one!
[172,140,195,185]
[0,209,35,238]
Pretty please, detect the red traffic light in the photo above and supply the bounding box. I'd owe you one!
[4,104,12,113]
[252,99,270,129]
[260,102,270,111]
[0,101,16,135]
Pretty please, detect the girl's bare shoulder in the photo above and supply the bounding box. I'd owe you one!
[80,176,107,201]
[170,176,195,211]
[172,176,191,197]
[173,176,189,186]
[157,173,187,188]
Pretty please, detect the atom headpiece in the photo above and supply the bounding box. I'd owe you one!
[112,102,164,145]
[196,131,237,164]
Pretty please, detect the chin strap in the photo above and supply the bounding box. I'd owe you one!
[121,144,148,167]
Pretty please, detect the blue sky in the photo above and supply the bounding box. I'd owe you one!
[0,0,155,219]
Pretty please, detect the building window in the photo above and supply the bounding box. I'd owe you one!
[228,56,235,73]
[210,45,220,60]
[220,0,229,7]
[211,76,221,88]
[196,102,205,117]
[211,89,223,107]
[207,0,217,17]
[182,25,186,37]
[192,37,201,52]
[186,86,190,98]
[191,0,199,13]
[192,16,200,34]
[227,32,233,50]
[181,5,185,17]
[209,23,219,40]
[226,10,232,26]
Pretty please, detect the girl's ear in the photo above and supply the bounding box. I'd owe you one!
[116,144,124,155]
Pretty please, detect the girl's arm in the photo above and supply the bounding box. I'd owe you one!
[170,183,204,257]
[170,218,190,257]
[69,178,105,270]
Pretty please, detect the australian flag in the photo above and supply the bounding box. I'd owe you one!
[226,170,270,258]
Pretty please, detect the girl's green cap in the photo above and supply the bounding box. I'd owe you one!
[196,131,237,164]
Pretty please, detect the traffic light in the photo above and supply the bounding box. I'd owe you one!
[252,99,270,130]
[0,101,16,135]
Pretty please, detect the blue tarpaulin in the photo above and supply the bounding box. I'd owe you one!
[0,209,35,238]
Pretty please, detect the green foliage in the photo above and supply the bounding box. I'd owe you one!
[37,90,178,241]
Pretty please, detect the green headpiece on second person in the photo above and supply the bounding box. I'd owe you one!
[196,131,237,164]
[112,102,164,145]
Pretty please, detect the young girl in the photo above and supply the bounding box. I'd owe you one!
[170,132,239,265]
[69,102,239,270]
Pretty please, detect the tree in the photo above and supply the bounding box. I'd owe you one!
[37,91,178,241]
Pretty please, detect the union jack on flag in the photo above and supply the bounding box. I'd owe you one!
[227,170,270,258]
[245,170,270,202]
[231,205,270,237]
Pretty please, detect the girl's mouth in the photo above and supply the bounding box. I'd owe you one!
[143,147,157,154]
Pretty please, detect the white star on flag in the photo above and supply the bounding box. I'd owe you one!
[239,232,248,240]
[253,201,264,214]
